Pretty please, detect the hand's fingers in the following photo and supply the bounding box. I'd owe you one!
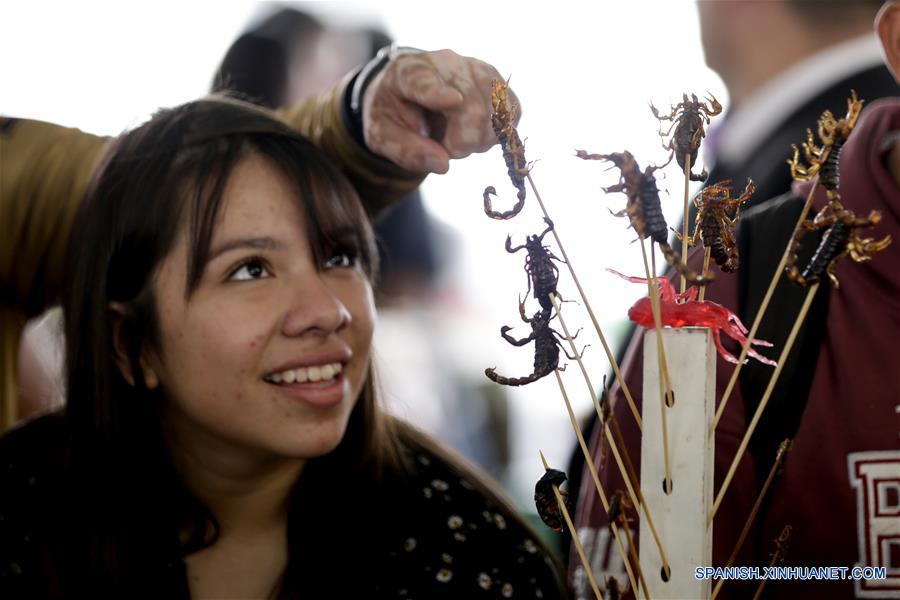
[392,56,465,112]
[366,114,451,174]
[430,53,514,158]
[441,107,496,159]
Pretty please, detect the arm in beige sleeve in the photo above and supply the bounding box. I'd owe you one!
[0,117,109,430]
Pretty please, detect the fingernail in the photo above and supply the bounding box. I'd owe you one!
[424,155,448,173]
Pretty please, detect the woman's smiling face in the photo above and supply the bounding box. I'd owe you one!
[146,152,375,461]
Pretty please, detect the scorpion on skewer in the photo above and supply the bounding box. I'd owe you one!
[651,92,722,182]
[534,468,572,533]
[506,217,564,311]
[576,149,711,285]
[483,78,530,220]
[785,198,891,288]
[605,576,624,600]
[607,490,634,533]
[788,91,863,195]
[678,179,756,273]
[484,302,584,386]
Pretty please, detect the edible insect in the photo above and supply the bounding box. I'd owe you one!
[651,92,722,181]
[577,149,711,285]
[506,217,563,311]
[534,468,571,532]
[484,303,583,386]
[787,91,863,195]
[785,198,891,288]
[484,78,529,219]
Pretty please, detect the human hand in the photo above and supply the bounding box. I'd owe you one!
[362,49,518,174]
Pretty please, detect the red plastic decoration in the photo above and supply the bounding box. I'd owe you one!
[610,270,777,367]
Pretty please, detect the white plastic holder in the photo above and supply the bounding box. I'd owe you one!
[639,327,715,599]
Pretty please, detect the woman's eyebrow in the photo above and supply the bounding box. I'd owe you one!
[208,236,284,260]
[324,226,360,242]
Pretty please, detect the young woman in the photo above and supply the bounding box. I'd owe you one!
[0,98,567,599]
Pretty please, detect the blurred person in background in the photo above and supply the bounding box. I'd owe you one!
[212,5,510,478]
[568,1,899,598]
[698,0,896,205]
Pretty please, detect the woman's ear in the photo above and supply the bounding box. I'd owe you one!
[109,302,160,389]
[876,0,900,82]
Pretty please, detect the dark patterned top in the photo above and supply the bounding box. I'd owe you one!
[0,414,569,599]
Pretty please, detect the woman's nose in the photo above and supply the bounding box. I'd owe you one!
[280,275,351,338]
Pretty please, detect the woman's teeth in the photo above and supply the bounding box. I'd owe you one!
[267,362,342,384]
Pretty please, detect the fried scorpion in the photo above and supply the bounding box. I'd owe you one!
[785,198,891,288]
[651,93,722,182]
[484,302,581,386]
[576,149,711,285]
[534,468,571,533]
[607,490,633,532]
[483,78,529,220]
[788,91,863,195]
[506,217,563,311]
[681,179,755,273]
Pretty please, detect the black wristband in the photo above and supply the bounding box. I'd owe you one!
[345,44,423,147]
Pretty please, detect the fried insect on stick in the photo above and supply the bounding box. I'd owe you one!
[785,198,891,288]
[534,468,572,533]
[577,149,711,286]
[607,490,650,596]
[788,90,863,197]
[506,217,564,312]
[678,179,756,273]
[714,91,867,433]
[483,78,529,219]
[651,92,723,182]
[484,301,583,387]
[538,452,605,600]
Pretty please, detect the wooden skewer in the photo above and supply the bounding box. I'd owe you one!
[711,180,821,433]
[539,450,605,600]
[711,439,793,600]
[612,498,651,598]
[680,153,692,295]
[552,369,643,597]
[550,294,671,577]
[752,526,792,600]
[647,246,675,408]
[527,172,642,430]
[641,241,674,494]
[710,284,818,522]
[698,248,712,302]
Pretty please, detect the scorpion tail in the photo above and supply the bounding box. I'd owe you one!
[658,243,713,286]
[484,367,550,387]
[689,169,709,182]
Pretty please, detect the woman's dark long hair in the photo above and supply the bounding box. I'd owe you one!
[57,97,402,598]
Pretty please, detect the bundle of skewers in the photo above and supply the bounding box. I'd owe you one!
[477,80,889,600]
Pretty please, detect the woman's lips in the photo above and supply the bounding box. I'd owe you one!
[267,372,347,408]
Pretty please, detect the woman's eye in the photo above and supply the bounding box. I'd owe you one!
[228,258,270,281]
[324,250,357,269]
